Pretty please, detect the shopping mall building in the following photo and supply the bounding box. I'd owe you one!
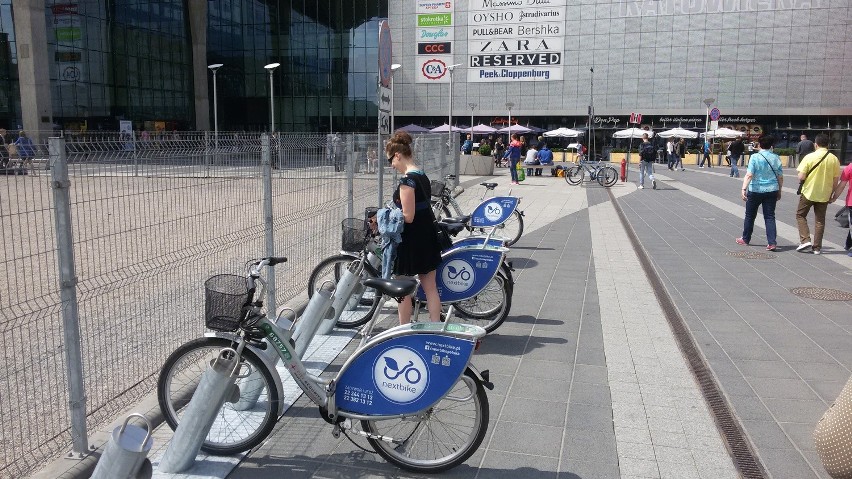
[0,0,850,160]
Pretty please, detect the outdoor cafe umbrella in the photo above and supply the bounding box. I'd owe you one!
[497,124,532,134]
[544,127,582,138]
[658,127,698,138]
[612,127,653,139]
[465,123,497,134]
[397,123,430,133]
[429,123,465,133]
[701,127,744,139]
[524,125,545,134]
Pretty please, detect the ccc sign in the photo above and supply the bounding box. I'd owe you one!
[417,42,452,55]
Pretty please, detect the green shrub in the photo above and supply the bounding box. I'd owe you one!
[774,148,795,156]
[478,144,492,156]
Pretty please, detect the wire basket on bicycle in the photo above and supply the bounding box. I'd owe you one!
[430,180,447,198]
[341,217,370,252]
[204,274,250,332]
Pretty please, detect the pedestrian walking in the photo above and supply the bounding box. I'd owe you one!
[666,137,675,170]
[829,161,852,256]
[507,134,522,185]
[736,135,783,251]
[638,133,657,190]
[493,137,505,166]
[674,138,685,171]
[699,140,713,168]
[795,133,841,254]
[794,134,815,168]
[14,131,36,175]
[461,134,473,155]
[729,138,744,177]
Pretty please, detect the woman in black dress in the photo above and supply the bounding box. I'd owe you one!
[385,131,442,324]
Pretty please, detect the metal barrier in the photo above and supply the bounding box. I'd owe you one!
[0,130,454,478]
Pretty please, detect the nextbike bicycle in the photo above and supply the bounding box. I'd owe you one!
[307,214,515,333]
[431,174,524,246]
[564,159,619,187]
[157,257,494,473]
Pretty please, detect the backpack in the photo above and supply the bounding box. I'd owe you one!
[640,143,655,162]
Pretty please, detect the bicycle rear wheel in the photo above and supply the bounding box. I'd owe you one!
[454,274,512,333]
[157,337,279,455]
[565,165,584,185]
[307,254,380,328]
[362,368,488,473]
[478,209,523,246]
[597,166,618,187]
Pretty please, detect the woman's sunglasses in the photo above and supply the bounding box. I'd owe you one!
[386,152,395,164]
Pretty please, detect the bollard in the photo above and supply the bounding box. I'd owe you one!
[292,282,335,356]
[158,348,240,473]
[90,413,153,479]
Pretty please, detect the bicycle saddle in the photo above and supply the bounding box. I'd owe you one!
[363,278,418,297]
[440,222,465,235]
[441,215,471,224]
[480,182,498,189]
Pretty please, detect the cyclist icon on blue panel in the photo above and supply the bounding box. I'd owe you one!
[374,347,428,404]
[447,265,471,281]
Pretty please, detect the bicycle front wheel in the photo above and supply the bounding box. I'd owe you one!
[454,274,512,333]
[597,166,619,187]
[478,209,523,246]
[157,337,279,455]
[362,368,489,473]
[307,254,380,328]
[565,165,584,185]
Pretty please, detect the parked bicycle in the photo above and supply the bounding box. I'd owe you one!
[157,256,494,473]
[564,160,618,187]
[307,215,514,333]
[430,174,524,246]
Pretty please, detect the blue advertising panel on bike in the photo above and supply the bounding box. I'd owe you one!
[416,247,503,303]
[452,236,507,249]
[470,196,518,227]
[335,333,475,415]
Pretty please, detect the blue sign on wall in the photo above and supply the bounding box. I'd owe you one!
[335,333,475,415]
[470,196,518,227]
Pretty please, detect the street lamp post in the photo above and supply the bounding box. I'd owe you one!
[207,63,223,158]
[390,63,401,134]
[703,97,715,165]
[447,63,462,178]
[505,101,514,142]
[468,102,476,139]
[264,63,280,132]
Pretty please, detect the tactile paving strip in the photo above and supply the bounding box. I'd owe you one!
[790,287,852,301]
[727,251,776,260]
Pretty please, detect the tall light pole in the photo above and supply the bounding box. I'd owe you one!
[703,97,715,164]
[264,63,280,132]
[390,63,401,134]
[447,63,462,177]
[506,101,514,142]
[207,63,223,153]
[468,102,476,136]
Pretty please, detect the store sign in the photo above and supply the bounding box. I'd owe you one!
[617,0,826,17]
[416,0,455,83]
[467,0,565,82]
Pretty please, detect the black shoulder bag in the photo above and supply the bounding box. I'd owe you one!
[797,150,830,195]
[414,174,453,251]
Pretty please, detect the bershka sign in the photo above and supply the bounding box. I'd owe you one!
[467,0,565,82]
[417,0,455,83]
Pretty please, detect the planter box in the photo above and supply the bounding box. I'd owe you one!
[459,152,495,176]
[609,152,640,164]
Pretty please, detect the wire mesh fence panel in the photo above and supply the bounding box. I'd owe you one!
[0,131,388,478]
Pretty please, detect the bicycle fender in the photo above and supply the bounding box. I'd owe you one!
[205,332,287,417]
[466,363,494,391]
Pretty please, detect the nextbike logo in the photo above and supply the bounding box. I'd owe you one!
[441,259,475,293]
[483,201,503,222]
[374,347,428,404]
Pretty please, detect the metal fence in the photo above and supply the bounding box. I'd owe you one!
[0,131,453,478]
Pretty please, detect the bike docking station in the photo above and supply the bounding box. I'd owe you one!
[90,413,153,479]
[157,348,241,473]
[291,281,335,356]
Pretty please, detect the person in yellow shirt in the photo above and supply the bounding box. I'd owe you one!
[795,133,841,254]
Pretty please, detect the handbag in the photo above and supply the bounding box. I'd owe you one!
[797,151,830,195]
[415,175,453,251]
[516,161,526,182]
[814,375,852,478]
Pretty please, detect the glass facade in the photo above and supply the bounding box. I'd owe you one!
[207,0,385,132]
[0,0,18,129]
[47,0,193,131]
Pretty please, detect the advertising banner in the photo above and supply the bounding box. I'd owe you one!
[416,55,454,84]
[335,332,474,415]
[467,0,566,82]
[415,0,454,83]
[416,247,504,303]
